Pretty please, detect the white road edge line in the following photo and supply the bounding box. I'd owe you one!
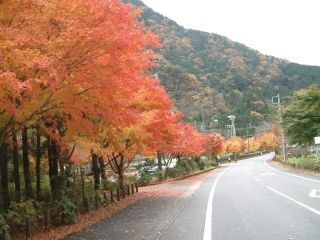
[264,158,320,183]
[203,167,230,240]
[267,186,320,216]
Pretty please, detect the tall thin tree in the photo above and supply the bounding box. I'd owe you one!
[12,128,21,201]
[22,127,33,198]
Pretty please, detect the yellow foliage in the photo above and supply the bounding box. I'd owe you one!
[225,136,245,155]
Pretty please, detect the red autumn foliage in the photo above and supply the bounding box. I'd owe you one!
[204,133,225,156]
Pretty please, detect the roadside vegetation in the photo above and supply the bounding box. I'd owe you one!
[278,85,320,173]
[0,1,224,238]
[286,156,320,172]
[0,1,283,239]
[274,154,320,173]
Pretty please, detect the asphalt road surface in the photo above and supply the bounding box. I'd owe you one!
[66,153,320,240]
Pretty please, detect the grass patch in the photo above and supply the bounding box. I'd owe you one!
[286,156,320,172]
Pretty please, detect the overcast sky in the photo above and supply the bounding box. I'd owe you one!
[142,0,320,66]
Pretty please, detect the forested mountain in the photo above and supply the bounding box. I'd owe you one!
[125,0,320,136]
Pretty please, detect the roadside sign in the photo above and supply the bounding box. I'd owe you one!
[315,137,320,145]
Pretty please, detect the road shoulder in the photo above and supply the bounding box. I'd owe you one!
[33,167,220,240]
[269,159,320,179]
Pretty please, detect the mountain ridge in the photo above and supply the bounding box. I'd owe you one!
[124,0,320,136]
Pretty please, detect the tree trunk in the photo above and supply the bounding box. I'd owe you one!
[12,128,21,201]
[164,156,173,179]
[117,155,125,188]
[98,157,106,179]
[0,143,10,211]
[47,137,53,188]
[36,126,41,200]
[92,153,100,189]
[51,140,59,177]
[80,167,89,213]
[22,126,33,199]
[48,138,59,200]
[118,170,124,189]
[157,151,162,171]
[91,153,100,210]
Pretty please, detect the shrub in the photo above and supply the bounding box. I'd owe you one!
[209,160,218,167]
[56,197,77,225]
[6,200,41,226]
[0,214,9,240]
[176,158,197,174]
[287,156,320,172]
[124,176,138,186]
[102,179,119,191]
[138,172,152,186]
[166,167,183,178]
[155,170,165,181]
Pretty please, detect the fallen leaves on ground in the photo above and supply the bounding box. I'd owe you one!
[14,168,218,240]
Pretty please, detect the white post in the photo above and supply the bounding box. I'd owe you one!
[314,137,320,160]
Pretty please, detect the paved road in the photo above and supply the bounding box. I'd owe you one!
[66,153,320,240]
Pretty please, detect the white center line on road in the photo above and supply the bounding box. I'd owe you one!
[267,186,320,216]
[264,159,320,183]
[254,177,261,182]
[203,166,230,240]
[260,172,275,176]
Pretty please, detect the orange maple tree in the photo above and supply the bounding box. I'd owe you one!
[204,133,225,157]
[245,137,261,153]
[0,0,219,218]
[257,127,280,151]
[225,136,245,158]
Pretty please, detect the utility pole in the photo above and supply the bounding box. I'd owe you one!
[272,94,288,163]
[246,123,252,152]
[202,112,205,132]
[228,115,236,137]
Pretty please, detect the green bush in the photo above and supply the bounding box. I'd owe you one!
[0,214,9,240]
[6,200,42,226]
[287,156,320,172]
[197,159,206,170]
[196,158,218,170]
[176,158,197,174]
[209,160,218,167]
[154,170,165,181]
[124,176,138,186]
[101,179,119,191]
[138,172,152,186]
[56,197,77,225]
[166,167,183,178]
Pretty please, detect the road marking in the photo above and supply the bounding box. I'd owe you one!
[254,177,261,182]
[309,189,320,198]
[260,172,275,176]
[264,159,320,183]
[203,167,230,240]
[267,186,320,216]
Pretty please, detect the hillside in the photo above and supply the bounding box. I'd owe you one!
[124,0,320,136]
